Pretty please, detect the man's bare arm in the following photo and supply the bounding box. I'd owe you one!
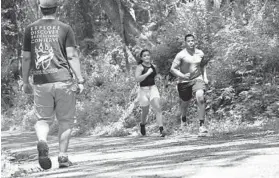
[170,56,189,79]
[201,66,209,84]
[22,51,31,84]
[66,47,84,82]
[170,62,184,78]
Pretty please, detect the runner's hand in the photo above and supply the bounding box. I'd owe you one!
[204,78,211,90]
[147,68,153,75]
[204,78,209,85]
[23,83,33,94]
[182,73,191,80]
[77,84,84,94]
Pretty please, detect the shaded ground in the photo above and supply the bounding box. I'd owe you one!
[1,131,279,178]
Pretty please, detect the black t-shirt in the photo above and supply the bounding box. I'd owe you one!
[23,19,76,84]
[139,64,156,87]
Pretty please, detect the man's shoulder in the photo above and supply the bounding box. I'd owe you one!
[28,19,71,28]
[56,20,71,27]
[48,20,71,30]
[195,48,204,56]
[27,19,41,27]
[176,49,187,57]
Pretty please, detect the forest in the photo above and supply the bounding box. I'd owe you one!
[1,0,279,136]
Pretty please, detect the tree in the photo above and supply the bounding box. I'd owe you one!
[100,0,141,47]
[101,0,184,73]
[77,0,94,39]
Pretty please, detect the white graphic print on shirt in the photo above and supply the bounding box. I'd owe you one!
[35,42,54,70]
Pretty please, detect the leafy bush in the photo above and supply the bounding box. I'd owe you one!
[2,0,279,137]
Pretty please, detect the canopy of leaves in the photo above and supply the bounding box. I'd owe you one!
[1,0,279,134]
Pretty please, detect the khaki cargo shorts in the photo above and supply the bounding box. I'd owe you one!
[33,81,76,125]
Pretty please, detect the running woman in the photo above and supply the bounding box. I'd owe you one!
[135,49,166,137]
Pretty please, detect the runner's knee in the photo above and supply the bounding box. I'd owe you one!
[180,100,190,107]
[141,106,149,115]
[195,90,204,104]
[151,98,161,113]
[58,119,74,129]
[154,106,162,113]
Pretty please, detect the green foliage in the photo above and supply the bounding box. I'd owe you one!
[1,96,34,131]
[211,0,279,88]
[1,0,279,136]
[72,49,137,134]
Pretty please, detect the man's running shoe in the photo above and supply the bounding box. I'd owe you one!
[140,123,146,136]
[58,156,73,168]
[160,130,166,137]
[180,121,187,130]
[198,125,208,137]
[37,140,52,170]
[181,121,187,127]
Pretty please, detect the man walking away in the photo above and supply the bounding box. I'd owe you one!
[22,0,85,169]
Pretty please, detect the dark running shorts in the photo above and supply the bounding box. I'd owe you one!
[177,79,206,101]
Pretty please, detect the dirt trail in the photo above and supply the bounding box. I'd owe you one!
[1,131,279,178]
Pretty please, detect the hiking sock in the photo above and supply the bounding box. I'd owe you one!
[182,116,187,123]
[199,120,205,127]
[159,126,164,134]
[159,126,166,137]
[140,123,146,136]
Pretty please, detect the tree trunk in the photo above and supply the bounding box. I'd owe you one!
[78,0,94,38]
[213,0,222,9]
[101,0,183,74]
[116,0,130,72]
[100,0,141,47]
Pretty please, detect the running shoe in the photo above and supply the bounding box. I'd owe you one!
[37,140,52,170]
[199,125,208,133]
[58,156,73,168]
[160,130,166,137]
[198,125,208,137]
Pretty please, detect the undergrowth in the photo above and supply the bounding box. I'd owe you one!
[1,0,279,137]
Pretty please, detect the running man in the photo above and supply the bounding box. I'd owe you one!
[135,49,166,137]
[170,34,209,135]
[22,0,85,169]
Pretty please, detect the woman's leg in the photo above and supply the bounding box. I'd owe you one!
[150,97,165,137]
[141,105,149,125]
[150,97,162,127]
[138,88,150,136]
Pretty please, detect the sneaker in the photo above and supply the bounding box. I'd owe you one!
[58,156,73,168]
[180,121,187,130]
[37,140,52,170]
[199,125,208,133]
[160,130,166,137]
[198,126,208,137]
[181,121,187,127]
[140,123,146,136]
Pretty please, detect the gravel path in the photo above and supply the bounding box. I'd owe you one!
[1,131,279,178]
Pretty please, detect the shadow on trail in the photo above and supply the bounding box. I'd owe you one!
[2,131,279,177]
